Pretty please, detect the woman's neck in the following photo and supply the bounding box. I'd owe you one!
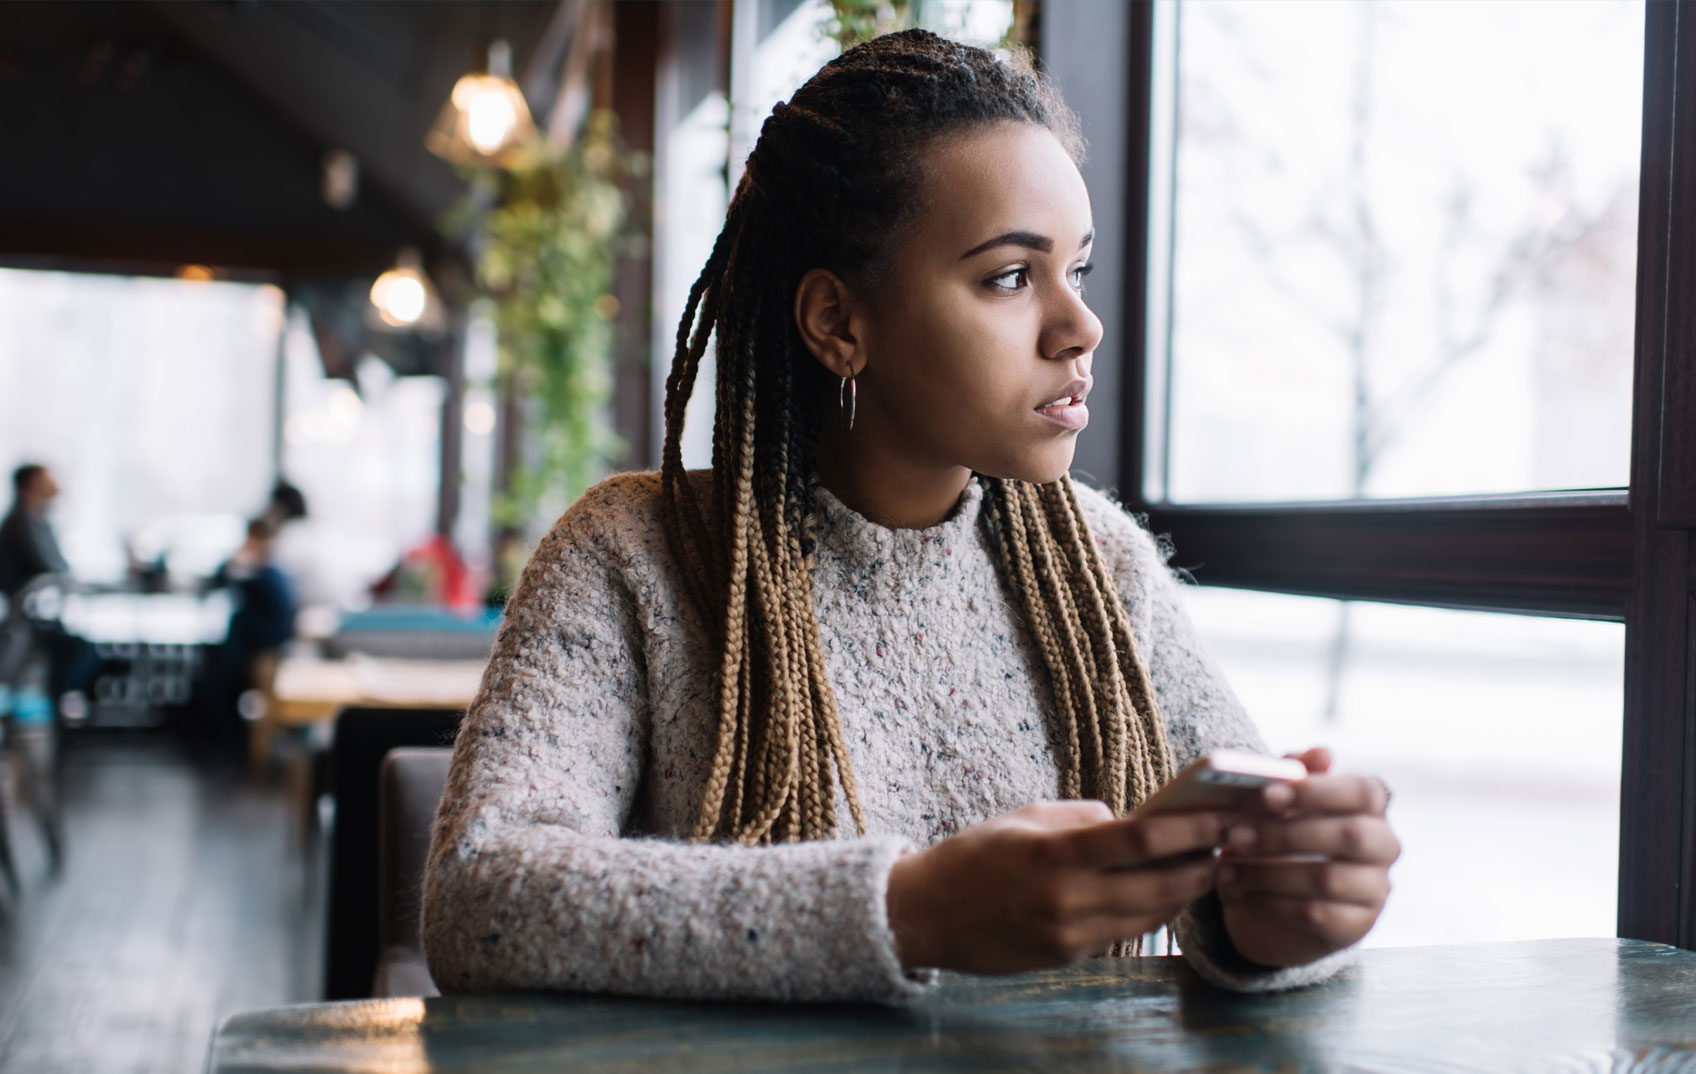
[814,425,972,530]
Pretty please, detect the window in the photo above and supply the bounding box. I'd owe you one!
[279,308,446,606]
[0,268,454,610]
[1184,587,1622,945]
[1148,1,1642,503]
[1089,1,1696,948]
[0,269,278,583]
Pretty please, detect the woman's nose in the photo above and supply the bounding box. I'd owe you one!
[1042,286,1104,363]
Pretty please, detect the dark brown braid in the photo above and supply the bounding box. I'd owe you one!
[658,30,1175,848]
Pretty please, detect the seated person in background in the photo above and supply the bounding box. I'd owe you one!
[370,534,478,613]
[0,463,68,599]
[423,31,1400,1004]
[262,480,308,533]
[200,519,296,753]
[1,462,95,726]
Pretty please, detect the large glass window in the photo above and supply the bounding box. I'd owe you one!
[1181,586,1622,945]
[0,267,452,610]
[1121,0,1695,951]
[278,308,444,607]
[1147,1,1643,503]
[0,268,279,583]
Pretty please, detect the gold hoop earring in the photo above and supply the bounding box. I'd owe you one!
[839,369,857,432]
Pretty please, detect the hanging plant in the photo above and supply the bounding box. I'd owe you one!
[449,109,648,528]
[821,1,1029,52]
[822,0,914,48]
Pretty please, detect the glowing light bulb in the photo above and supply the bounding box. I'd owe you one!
[426,40,535,166]
[467,90,517,154]
[369,250,435,329]
[386,277,427,325]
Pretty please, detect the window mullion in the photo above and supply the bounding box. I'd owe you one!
[1619,0,1696,951]
[1145,496,1633,620]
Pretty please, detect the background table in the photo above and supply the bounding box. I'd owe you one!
[268,654,487,726]
[208,939,1696,1073]
[253,654,484,777]
[251,655,481,862]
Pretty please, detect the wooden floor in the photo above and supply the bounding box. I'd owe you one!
[0,735,321,1074]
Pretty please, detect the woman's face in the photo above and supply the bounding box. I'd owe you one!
[853,121,1102,486]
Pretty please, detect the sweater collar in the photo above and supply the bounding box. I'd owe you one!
[812,479,985,584]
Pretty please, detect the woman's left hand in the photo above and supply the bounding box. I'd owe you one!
[1217,747,1400,969]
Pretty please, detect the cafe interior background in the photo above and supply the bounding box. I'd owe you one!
[0,0,1687,1069]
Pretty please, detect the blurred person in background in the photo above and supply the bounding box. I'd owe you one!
[1,462,95,732]
[197,518,296,758]
[370,533,478,613]
[0,464,73,868]
[0,463,68,598]
[262,480,308,532]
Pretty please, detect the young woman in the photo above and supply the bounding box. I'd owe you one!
[422,29,1399,1002]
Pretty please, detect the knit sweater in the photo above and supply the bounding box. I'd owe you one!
[422,471,1355,1001]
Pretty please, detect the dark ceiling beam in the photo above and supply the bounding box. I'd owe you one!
[139,0,456,234]
[0,2,440,281]
[0,215,401,282]
[138,2,556,237]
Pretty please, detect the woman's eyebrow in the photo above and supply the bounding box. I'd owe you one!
[959,228,1096,260]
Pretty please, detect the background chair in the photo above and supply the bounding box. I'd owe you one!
[0,574,72,889]
[373,747,453,997]
[321,706,461,1000]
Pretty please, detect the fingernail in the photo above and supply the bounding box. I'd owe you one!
[1264,785,1295,810]
[1230,826,1257,851]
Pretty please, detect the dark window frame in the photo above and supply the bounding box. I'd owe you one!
[1104,1,1696,948]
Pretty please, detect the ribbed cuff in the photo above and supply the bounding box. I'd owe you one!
[858,836,941,1002]
[1172,891,1357,993]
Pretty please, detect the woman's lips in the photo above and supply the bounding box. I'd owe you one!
[1036,400,1090,431]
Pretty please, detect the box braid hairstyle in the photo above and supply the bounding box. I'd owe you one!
[660,28,1176,848]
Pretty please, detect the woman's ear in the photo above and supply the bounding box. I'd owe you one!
[793,268,867,379]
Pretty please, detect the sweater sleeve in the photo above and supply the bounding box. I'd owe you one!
[420,481,927,1003]
[1072,483,1355,993]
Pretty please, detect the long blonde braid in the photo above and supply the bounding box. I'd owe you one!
[981,477,1176,816]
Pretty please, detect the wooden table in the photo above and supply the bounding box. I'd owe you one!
[253,654,484,840]
[268,655,488,727]
[206,939,1696,1072]
[250,655,484,777]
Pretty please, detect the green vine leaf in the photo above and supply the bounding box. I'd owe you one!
[447,111,649,529]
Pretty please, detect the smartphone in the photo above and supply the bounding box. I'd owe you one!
[1130,750,1309,818]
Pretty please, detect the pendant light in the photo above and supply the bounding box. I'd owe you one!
[369,248,443,331]
[426,40,536,167]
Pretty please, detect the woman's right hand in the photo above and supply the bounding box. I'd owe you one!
[884,800,1226,974]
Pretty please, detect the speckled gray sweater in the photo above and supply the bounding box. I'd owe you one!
[422,471,1354,1001]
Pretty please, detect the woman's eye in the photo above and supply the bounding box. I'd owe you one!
[986,263,1094,294]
